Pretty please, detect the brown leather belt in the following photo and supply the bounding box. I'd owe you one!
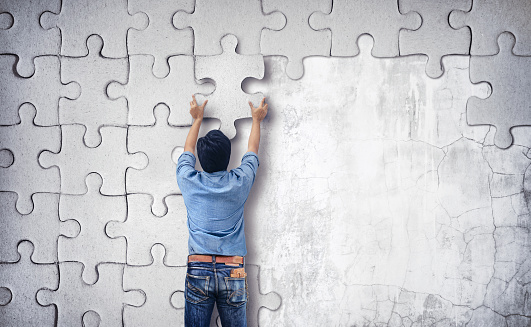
[188,254,243,265]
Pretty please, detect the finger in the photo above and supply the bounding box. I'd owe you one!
[192,95,197,105]
[190,101,193,107]
[260,97,265,107]
[264,103,268,111]
[248,101,254,110]
[201,99,208,109]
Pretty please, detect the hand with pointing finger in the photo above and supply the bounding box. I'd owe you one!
[248,97,268,122]
[190,95,208,121]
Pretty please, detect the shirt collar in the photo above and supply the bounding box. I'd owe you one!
[205,170,228,176]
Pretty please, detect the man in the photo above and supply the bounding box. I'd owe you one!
[177,95,268,327]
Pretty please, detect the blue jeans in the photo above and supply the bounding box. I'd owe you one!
[184,257,248,327]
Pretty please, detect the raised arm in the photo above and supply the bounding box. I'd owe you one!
[247,97,268,154]
[184,95,208,155]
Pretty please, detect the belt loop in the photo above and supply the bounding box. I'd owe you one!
[212,255,216,263]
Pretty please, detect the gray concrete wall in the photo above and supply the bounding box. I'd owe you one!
[241,49,531,326]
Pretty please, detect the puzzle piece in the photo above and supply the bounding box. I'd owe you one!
[106,193,188,266]
[467,32,531,149]
[450,0,531,56]
[127,0,194,78]
[59,35,128,147]
[107,55,214,126]
[39,125,148,195]
[123,244,187,327]
[260,0,331,80]
[37,262,144,327]
[0,241,58,327]
[399,0,471,78]
[125,105,189,214]
[309,0,421,57]
[0,55,80,126]
[173,0,285,55]
[245,264,282,327]
[40,0,148,58]
[195,34,265,139]
[0,192,79,263]
[0,104,61,214]
[0,0,60,77]
[58,173,127,284]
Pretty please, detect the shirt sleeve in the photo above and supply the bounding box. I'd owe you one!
[232,151,260,186]
[176,151,197,187]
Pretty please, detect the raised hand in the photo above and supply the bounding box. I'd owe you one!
[248,97,268,122]
[190,95,208,120]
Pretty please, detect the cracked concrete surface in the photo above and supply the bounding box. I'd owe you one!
[240,39,530,325]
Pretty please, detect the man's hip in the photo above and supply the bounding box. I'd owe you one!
[188,254,244,266]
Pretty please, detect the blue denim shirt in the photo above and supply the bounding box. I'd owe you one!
[176,151,259,256]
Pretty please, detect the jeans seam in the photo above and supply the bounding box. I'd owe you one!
[214,266,218,295]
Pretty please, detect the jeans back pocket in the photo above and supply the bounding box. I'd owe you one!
[185,273,210,304]
[224,277,248,307]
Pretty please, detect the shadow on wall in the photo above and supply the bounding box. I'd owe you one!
[229,118,271,264]
[238,58,279,264]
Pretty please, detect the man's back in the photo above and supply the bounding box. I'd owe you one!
[177,151,259,256]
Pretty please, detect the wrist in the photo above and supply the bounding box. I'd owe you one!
[193,117,203,123]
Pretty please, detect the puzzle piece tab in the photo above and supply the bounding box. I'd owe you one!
[0,192,79,263]
[195,34,265,139]
[399,0,471,78]
[123,244,186,327]
[0,104,61,214]
[0,55,80,126]
[106,194,188,266]
[40,0,148,58]
[107,55,214,126]
[0,0,60,77]
[127,0,194,77]
[450,0,531,56]
[39,125,148,195]
[173,0,285,55]
[58,173,127,284]
[37,262,144,327]
[0,149,14,168]
[82,311,101,327]
[0,12,14,30]
[0,241,58,327]
[260,0,331,80]
[309,0,421,57]
[467,32,531,149]
[59,35,128,147]
[0,287,11,306]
